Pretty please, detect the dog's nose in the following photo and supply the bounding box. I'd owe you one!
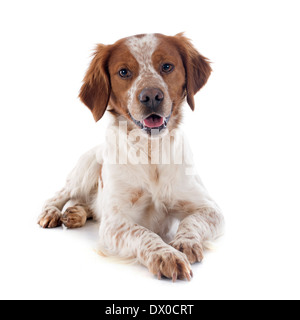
[139,88,164,110]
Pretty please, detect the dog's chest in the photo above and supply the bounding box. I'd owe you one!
[126,163,182,236]
[134,163,182,204]
[101,161,186,236]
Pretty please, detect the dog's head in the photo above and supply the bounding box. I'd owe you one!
[79,33,211,135]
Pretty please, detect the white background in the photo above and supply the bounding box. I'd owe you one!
[0,0,299,300]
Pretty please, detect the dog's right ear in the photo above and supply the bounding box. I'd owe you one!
[79,44,111,122]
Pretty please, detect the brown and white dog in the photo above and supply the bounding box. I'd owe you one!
[38,33,224,281]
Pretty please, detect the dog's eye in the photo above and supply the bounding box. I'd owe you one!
[119,68,132,79]
[161,63,174,74]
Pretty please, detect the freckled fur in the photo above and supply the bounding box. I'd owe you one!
[38,33,224,281]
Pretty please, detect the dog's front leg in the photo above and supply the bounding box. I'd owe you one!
[38,187,70,228]
[99,213,192,281]
[170,203,224,264]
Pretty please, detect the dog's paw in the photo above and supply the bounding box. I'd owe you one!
[170,239,204,264]
[61,206,87,229]
[147,248,192,282]
[38,206,62,228]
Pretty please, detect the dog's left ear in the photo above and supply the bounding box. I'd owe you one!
[79,44,111,122]
[175,33,212,111]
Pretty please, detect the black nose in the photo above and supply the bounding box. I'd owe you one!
[139,88,164,110]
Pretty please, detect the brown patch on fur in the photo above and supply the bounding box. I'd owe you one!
[108,41,139,121]
[61,205,90,228]
[152,35,187,130]
[147,251,192,281]
[130,188,144,205]
[170,240,204,264]
[170,200,201,218]
[38,207,62,228]
[96,249,108,257]
[130,228,139,237]
[149,165,159,183]
[142,202,157,224]
[79,38,139,123]
[144,240,151,247]
[164,33,212,111]
[79,44,112,122]
[113,223,131,248]
[175,200,198,214]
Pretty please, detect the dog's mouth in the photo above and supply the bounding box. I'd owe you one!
[130,112,172,134]
[143,114,165,129]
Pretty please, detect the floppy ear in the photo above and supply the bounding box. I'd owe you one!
[79,44,111,122]
[175,33,212,111]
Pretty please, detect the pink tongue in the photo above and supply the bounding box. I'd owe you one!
[144,116,164,128]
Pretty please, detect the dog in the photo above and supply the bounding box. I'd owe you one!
[38,33,224,281]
